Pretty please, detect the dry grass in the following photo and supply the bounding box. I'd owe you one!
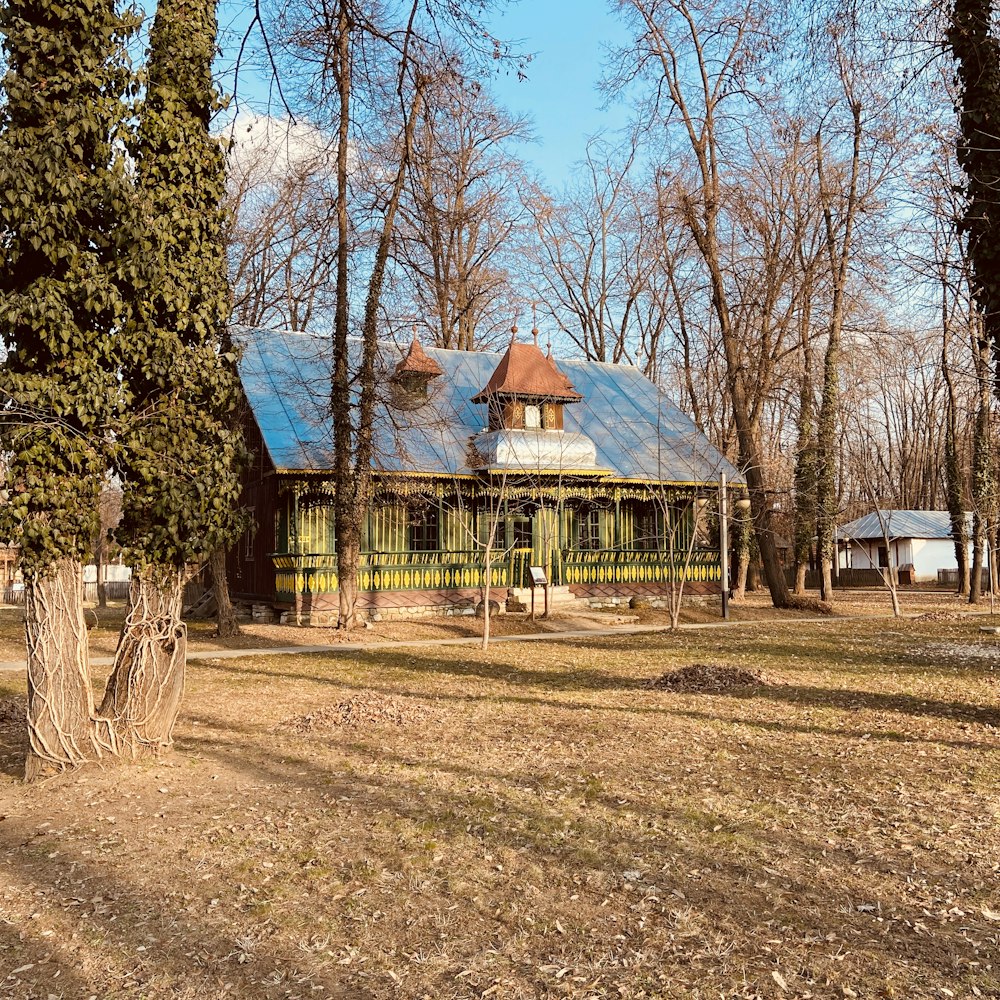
[0,605,558,664]
[0,586,983,664]
[1,612,999,998]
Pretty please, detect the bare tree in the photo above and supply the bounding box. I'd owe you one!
[272,0,522,628]
[528,140,653,365]
[226,115,339,331]
[92,485,123,611]
[395,71,532,350]
[611,0,796,606]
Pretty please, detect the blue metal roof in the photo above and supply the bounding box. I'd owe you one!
[836,510,970,541]
[235,326,742,485]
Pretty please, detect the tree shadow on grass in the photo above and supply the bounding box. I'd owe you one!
[193,643,1000,731]
[710,680,1000,727]
[171,725,993,993]
[0,777,378,1000]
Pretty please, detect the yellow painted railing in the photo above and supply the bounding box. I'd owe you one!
[271,549,534,600]
[557,548,721,586]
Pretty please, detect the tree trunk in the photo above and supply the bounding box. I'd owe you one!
[731,506,752,601]
[96,550,107,610]
[948,0,1000,386]
[969,323,993,605]
[209,546,240,637]
[481,549,492,650]
[941,309,970,596]
[815,103,862,606]
[337,535,360,630]
[792,294,816,597]
[970,513,984,604]
[24,558,109,781]
[330,1,355,630]
[99,564,185,759]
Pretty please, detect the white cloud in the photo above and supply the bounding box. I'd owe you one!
[221,112,336,186]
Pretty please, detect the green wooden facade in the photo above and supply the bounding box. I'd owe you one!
[269,475,722,604]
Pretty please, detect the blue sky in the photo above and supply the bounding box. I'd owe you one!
[216,0,633,189]
[481,1,634,186]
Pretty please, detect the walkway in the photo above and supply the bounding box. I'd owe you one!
[0,616,856,673]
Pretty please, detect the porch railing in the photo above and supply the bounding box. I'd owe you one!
[271,548,534,601]
[271,546,721,599]
[557,547,721,587]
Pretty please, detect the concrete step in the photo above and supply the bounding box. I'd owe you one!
[507,586,580,605]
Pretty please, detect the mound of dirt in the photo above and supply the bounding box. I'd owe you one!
[644,663,771,692]
[785,595,834,615]
[277,694,432,731]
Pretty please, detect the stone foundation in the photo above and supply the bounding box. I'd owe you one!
[272,580,720,624]
[276,588,508,625]
[569,580,720,610]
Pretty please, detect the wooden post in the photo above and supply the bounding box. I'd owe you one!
[720,473,729,621]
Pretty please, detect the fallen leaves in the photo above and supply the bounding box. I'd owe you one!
[276,693,433,731]
[643,662,773,691]
[0,695,25,725]
[1,612,998,998]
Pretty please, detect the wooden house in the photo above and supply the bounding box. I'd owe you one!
[227,327,740,622]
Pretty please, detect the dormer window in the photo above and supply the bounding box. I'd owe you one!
[473,338,582,432]
[486,399,566,431]
[391,336,443,409]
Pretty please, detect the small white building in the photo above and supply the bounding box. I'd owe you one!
[836,510,973,583]
[83,560,132,585]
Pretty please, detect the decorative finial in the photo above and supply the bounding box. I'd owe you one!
[510,321,519,345]
[411,321,418,343]
[546,337,553,359]
[531,302,539,347]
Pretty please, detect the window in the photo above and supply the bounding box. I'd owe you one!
[578,509,601,550]
[877,545,889,569]
[524,404,541,429]
[634,510,660,550]
[408,506,440,551]
[509,516,532,550]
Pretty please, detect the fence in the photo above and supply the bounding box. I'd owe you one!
[784,567,989,589]
[937,568,993,589]
[785,568,874,589]
[2,580,133,605]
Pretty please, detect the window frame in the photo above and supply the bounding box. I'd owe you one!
[408,504,441,552]
[577,508,602,550]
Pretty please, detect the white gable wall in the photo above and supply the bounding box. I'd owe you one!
[846,537,971,581]
[849,539,909,572]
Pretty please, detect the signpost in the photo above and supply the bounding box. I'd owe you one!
[528,566,547,621]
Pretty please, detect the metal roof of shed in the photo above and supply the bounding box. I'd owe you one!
[836,509,970,541]
[235,326,742,485]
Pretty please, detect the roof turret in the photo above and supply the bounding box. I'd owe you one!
[393,336,443,379]
[471,340,582,404]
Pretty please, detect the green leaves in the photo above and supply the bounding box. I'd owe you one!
[0,0,133,573]
[0,0,243,575]
[113,0,244,569]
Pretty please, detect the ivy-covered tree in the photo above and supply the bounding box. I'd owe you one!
[98,0,244,755]
[0,0,135,779]
[948,0,1000,382]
